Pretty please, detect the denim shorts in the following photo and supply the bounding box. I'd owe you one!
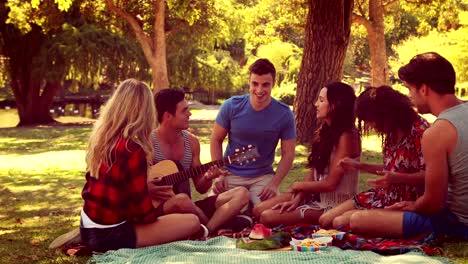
[80,221,137,252]
[403,209,468,239]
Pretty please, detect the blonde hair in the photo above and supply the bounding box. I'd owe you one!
[86,79,156,178]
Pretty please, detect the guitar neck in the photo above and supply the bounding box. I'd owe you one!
[160,157,231,185]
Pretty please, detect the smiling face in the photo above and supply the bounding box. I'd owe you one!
[249,73,274,110]
[315,87,330,121]
[168,99,191,130]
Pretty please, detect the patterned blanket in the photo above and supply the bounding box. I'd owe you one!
[89,236,450,264]
[68,223,445,260]
[277,224,443,256]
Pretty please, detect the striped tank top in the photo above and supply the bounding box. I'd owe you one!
[153,130,193,196]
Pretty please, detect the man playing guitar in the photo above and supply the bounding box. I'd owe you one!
[149,88,251,236]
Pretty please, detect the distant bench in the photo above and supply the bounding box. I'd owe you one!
[0,95,110,118]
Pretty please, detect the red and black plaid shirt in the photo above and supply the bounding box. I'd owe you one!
[82,138,159,225]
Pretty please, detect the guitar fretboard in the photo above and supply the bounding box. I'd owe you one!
[159,157,231,185]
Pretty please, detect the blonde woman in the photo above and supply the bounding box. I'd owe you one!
[80,79,200,252]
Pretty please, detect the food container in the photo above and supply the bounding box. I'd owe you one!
[311,229,346,240]
[289,237,333,252]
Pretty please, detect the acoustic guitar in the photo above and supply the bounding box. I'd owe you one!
[148,145,259,207]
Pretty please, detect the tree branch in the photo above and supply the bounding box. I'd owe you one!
[382,0,399,10]
[104,0,154,56]
[352,13,372,32]
[356,0,366,17]
[153,0,165,49]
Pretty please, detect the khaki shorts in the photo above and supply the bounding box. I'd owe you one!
[225,173,278,206]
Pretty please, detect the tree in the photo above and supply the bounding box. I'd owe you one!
[294,0,354,144]
[104,0,168,91]
[352,0,391,86]
[0,0,149,126]
[243,0,307,49]
[103,0,242,93]
[0,0,70,125]
[351,0,465,86]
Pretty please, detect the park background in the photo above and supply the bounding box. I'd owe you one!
[1,0,468,263]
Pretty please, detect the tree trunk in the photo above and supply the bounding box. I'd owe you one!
[105,0,169,93]
[294,0,354,144]
[353,0,388,86]
[151,0,169,92]
[0,19,58,126]
[367,0,388,86]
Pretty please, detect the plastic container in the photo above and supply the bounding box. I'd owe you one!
[290,237,333,252]
[311,229,346,240]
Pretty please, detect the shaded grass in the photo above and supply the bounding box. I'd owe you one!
[0,109,467,263]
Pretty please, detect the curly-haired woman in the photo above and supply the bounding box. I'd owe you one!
[320,86,430,230]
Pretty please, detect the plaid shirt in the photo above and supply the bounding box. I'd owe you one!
[82,138,159,225]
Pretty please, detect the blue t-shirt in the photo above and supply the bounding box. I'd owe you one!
[215,94,296,177]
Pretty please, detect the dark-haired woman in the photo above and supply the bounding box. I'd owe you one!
[319,86,429,230]
[253,82,361,227]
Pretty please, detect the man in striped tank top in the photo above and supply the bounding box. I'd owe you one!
[345,52,468,240]
[148,88,251,236]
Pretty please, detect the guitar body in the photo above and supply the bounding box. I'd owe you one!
[147,145,259,208]
[148,160,179,208]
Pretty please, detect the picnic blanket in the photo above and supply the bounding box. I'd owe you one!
[88,236,451,264]
[280,224,443,256]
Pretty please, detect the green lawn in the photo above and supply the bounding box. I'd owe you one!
[0,109,467,263]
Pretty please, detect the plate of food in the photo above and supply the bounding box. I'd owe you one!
[312,229,346,240]
[290,237,333,252]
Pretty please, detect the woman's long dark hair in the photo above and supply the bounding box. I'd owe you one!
[355,86,417,148]
[308,82,357,174]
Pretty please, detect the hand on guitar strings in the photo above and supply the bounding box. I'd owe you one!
[148,178,175,201]
[212,174,228,194]
[204,165,228,181]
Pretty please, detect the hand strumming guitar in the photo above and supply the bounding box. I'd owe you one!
[212,175,228,194]
[148,177,175,202]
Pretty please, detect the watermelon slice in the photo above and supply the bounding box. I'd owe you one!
[249,223,272,240]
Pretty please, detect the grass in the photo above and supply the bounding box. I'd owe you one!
[0,109,467,263]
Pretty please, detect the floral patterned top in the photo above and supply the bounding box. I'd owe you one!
[353,116,430,209]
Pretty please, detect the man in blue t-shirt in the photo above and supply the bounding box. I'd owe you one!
[210,58,297,206]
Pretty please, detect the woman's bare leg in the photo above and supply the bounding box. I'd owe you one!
[259,208,323,228]
[319,199,355,228]
[332,209,360,228]
[349,209,404,238]
[134,213,200,248]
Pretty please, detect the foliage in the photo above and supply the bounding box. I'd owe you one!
[243,0,307,49]
[165,0,246,93]
[400,0,467,33]
[390,15,468,85]
[345,0,465,75]
[272,81,296,105]
[255,40,302,86]
[33,23,150,88]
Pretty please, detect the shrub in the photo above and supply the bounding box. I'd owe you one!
[272,82,296,105]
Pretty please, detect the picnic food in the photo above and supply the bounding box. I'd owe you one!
[315,229,342,235]
[299,238,326,247]
[249,223,272,240]
[237,232,292,250]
